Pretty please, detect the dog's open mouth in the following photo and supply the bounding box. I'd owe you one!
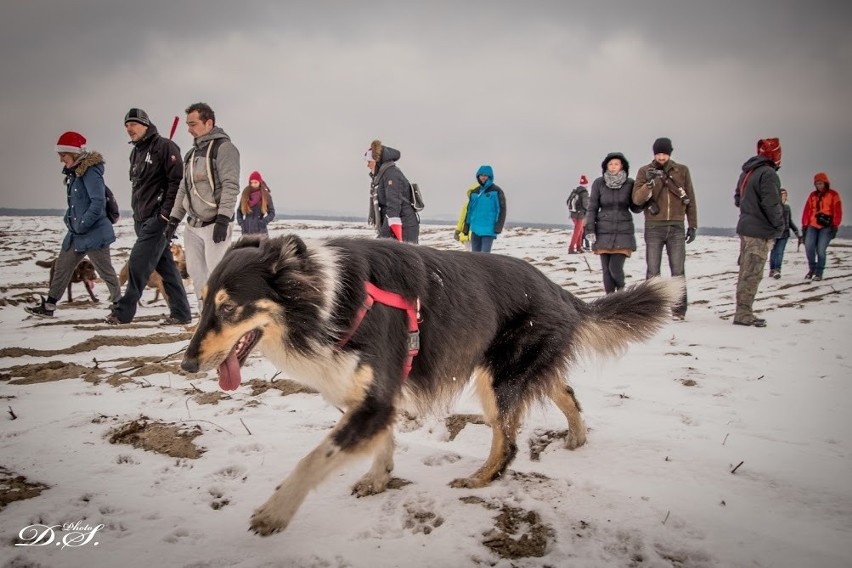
[218,329,261,391]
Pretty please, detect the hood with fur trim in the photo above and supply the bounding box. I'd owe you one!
[369,139,401,164]
[68,151,105,177]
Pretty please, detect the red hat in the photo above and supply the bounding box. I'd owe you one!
[248,171,263,183]
[813,172,830,185]
[757,138,781,167]
[56,131,87,154]
[579,175,588,185]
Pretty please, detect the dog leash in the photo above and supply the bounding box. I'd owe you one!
[337,281,421,380]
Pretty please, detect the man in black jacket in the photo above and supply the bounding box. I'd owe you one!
[732,137,784,327]
[106,108,191,325]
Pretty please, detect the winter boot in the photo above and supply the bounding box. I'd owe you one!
[26,296,56,318]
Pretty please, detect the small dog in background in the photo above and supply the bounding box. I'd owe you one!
[118,262,168,305]
[170,243,189,279]
[35,258,99,303]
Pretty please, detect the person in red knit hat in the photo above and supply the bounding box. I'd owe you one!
[801,171,843,281]
[236,170,276,236]
[567,175,590,253]
[26,132,121,318]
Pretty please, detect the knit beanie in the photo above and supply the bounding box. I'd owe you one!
[579,175,588,186]
[55,131,86,154]
[124,108,151,127]
[249,171,263,183]
[652,137,673,156]
[757,138,782,167]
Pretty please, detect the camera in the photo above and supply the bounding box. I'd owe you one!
[644,199,660,215]
[675,187,691,206]
[645,168,665,182]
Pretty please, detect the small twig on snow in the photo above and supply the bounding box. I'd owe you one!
[8,406,17,420]
[731,460,744,474]
[722,433,729,445]
[662,510,670,525]
[240,418,252,436]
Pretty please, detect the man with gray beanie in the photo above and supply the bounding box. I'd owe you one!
[632,137,698,320]
[105,108,191,325]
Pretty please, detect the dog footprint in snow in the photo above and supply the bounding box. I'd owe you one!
[402,496,444,535]
[208,487,231,510]
[210,464,247,482]
[422,452,462,467]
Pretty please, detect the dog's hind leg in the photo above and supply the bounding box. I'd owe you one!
[548,381,587,450]
[250,394,396,536]
[450,369,522,489]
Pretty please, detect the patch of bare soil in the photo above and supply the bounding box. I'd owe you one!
[445,413,486,441]
[461,496,555,559]
[108,417,204,459]
[528,429,569,461]
[0,331,192,358]
[244,378,317,397]
[3,360,104,385]
[0,466,49,511]
[193,391,229,405]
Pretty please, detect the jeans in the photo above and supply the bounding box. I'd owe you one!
[643,224,687,316]
[471,234,495,253]
[768,237,788,271]
[600,253,626,294]
[804,226,832,277]
[112,215,191,323]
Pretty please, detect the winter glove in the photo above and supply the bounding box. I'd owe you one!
[586,233,597,245]
[797,235,804,246]
[164,217,181,241]
[453,229,460,241]
[686,227,696,244]
[388,217,403,241]
[829,226,838,240]
[212,214,231,244]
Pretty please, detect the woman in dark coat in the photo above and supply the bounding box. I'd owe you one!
[585,152,643,294]
[236,170,275,236]
[365,139,419,243]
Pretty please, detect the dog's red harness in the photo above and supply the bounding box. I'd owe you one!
[337,282,421,380]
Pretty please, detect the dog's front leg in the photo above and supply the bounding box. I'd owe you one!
[250,436,352,536]
[351,431,394,497]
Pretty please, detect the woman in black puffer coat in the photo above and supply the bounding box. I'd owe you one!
[585,152,643,293]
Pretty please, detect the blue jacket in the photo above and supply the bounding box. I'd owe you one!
[465,165,507,238]
[61,152,117,252]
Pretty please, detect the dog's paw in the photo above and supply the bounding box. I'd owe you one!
[249,505,290,536]
[449,476,489,489]
[351,474,390,497]
[565,428,587,450]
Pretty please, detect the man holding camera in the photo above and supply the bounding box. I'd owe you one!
[632,137,698,320]
[732,138,784,327]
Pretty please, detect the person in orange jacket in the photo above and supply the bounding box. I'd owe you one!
[801,172,843,281]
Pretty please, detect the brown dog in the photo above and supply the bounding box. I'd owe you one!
[170,243,189,279]
[118,262,168,305]
[35,258,99,303]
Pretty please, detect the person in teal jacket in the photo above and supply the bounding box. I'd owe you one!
[462,165,507,253]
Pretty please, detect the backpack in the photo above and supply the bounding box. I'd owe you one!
[410,182,425,212]
[567,189,581,213]
[105,185,120,224]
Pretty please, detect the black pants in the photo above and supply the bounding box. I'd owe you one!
[112,215,191,323]
[600,253,627,294]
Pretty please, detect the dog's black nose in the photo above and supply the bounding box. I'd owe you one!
[181,357,199,373]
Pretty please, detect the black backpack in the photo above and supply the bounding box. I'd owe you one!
[409,182,425,212]
[567,188,581,213]
[105,185,120,224]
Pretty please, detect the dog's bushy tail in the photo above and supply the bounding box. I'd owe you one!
[573,277,684,359]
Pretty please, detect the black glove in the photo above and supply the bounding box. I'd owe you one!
[212,214,231,244]
[829,227,838,240]
[686,227,696,244]
[164,217,181,241]
[797,235,804,246]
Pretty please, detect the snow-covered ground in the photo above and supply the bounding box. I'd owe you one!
[1,216,850,568]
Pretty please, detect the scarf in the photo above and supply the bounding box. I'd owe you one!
[240,183,269,215]
[603,170,627,189]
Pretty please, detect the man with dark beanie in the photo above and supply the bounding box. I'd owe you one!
[732,138,784,327]
[632,137,698,320]
[105,108,192,325]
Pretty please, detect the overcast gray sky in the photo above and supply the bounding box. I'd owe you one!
[1,1,849,228]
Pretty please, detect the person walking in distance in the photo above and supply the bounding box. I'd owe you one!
[105,108,192,325]
[364,139,419,243]
[801,172,843,281]
[26,132,121,318]
[165,103,240,309]
[236,170,275,236]
[632,137,698,320]
[768,189,801,279]
[567,175,590,254]
[462,165,507,253]
[733,137,784,327]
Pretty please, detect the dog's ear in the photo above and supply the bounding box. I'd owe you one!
[261,234,309,274]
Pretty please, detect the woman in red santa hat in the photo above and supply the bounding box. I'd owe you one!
[567,175,590,253]
[26,132,121,318]
[236,170,276,236]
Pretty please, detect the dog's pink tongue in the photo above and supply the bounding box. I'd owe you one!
[218,350,242,391]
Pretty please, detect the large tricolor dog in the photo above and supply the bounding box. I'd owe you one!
[181,235,682,535]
